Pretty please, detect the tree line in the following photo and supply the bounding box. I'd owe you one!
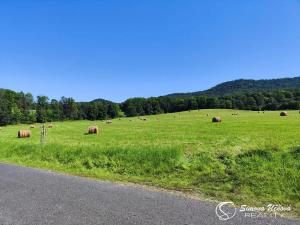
[0,89,120,126]
[121,89,300,116]
[1,88,300,126]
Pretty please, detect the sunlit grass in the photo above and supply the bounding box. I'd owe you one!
[0,109,299,216]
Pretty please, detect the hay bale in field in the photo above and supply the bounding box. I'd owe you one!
[106,120,112,124]
[30,125,35,128]
[88,126,99,134]
[48,124,53,128]
[212,117,222,123]
[280,111,288,116]
[18,130,31,138]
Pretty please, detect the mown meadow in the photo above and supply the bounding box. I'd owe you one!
[0,109,299,216]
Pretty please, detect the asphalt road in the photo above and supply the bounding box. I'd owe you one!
[0,163,298,225]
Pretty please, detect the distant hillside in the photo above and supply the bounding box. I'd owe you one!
[90,98,116,104]
[167,76,300,98]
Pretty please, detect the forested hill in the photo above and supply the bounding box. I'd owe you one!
[167,76,300,98]
[2,76,300,125]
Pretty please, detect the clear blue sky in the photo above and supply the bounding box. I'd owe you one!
[0,0,300,102]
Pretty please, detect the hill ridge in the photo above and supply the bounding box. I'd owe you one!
[166,76,300,98]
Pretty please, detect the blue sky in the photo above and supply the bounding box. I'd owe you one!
[0,0,300,102]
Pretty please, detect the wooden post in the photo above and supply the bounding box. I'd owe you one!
[40,123,47,145]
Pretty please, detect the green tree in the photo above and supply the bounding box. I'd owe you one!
[60,97,78,120]
[11,104,22,124]
[187,97,198,110]
[36,96,49,123]
[49,99,62,121]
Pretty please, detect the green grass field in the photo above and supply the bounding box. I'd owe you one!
[0,109,299,216]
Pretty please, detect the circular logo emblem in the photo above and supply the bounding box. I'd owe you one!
[215,201,236,221]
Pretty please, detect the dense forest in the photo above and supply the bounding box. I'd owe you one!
[121,89,300,116]
[167,76,300,97]
[1,87,300,126]
[0,89,120,126]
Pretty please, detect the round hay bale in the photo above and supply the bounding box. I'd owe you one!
[212,117,222,123]
[88,126,99,134]
[18,130,31,138]
[280,111,288,116]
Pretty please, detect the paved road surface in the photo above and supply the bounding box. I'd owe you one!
[0,163,298,225]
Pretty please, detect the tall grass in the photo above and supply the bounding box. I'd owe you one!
[0,143,183,176]
[0,142,299,215]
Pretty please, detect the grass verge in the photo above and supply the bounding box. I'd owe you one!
[0,143,299,217]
